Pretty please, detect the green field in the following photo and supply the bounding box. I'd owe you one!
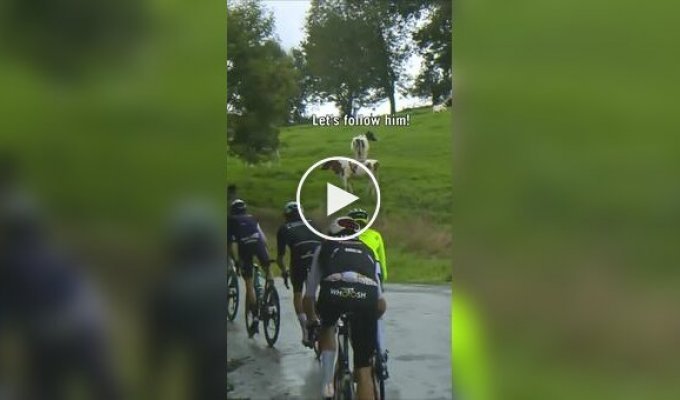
[227,107,453,283]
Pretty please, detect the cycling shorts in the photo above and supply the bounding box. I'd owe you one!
[290,258,313,292]
[237,241,269,279]
[317,280,378,369]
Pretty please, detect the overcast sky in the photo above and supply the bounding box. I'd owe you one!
[261,0,429,116]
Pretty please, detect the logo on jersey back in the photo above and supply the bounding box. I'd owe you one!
[330,286,367,299]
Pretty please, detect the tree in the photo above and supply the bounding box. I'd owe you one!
[227,0,298,163]
[393,0,453,104]
[303,0,391,117]
[288,47,316,124]
[347,0,413,114]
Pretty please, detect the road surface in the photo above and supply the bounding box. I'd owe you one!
[227,278,452,399]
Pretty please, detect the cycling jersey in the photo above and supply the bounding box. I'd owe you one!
[227,214,266,245]
[276,219,321,268]
[358,228,387,281]
[276,219,321,292]
[305,240,382,300]
[227,214,269,278]
[318,239,376,280]
[304,240,382,370]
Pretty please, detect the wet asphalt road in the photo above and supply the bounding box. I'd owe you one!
[227,278,452,400]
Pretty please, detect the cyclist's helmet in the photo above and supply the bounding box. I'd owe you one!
[230,199,247,215]
[347,208,369,227]
[328,216,360,237]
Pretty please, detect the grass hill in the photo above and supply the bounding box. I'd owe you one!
[227,107,453,283]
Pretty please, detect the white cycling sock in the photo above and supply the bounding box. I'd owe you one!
[321,350,336,387]
[377,317,386,353]
[297,313,307,339]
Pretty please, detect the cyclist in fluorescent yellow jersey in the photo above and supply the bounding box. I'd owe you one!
[347,208,389,371]
[347,209,387,283]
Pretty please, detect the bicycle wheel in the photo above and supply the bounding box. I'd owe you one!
[263,285,281,347]
[245,269,263,337]
[372,356,386,400]
[334,322,355,400]
[227,268,239,321]
[335,371,354,400]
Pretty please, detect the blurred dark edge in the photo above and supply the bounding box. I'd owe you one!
[1,1,226,399]
[454,0,680,399]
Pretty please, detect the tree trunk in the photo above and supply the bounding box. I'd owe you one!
[341,97,353,118]
[387,81,396,114]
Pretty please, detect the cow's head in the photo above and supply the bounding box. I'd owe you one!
[365,131,377,141]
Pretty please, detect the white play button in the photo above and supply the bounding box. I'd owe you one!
[296,156,381,241]
[326,183,359,216]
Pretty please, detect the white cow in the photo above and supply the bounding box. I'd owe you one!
[321,159,380,196]
[350,131,378,161]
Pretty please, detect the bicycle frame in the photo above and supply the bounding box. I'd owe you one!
[245,263,281,347]
[335,314,354,399]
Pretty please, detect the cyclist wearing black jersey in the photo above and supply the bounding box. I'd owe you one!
[303,217,386,400]
[275,201,321,345]
[227,199,288,334]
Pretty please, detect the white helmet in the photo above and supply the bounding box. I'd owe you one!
[328,216,360,237]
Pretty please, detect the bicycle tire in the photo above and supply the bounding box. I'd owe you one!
[339,374,354,400]
[244,267,264,337]
[372,357,386,400]
[334,315,355,400]
[227,268,239,321]
[263,285,281,347]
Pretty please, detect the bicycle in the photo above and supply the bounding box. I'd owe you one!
[244,262,281,347]
[311,313,386,400]
[227,257,240,322]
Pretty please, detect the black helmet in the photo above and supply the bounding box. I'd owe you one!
[230,199,247,215]
[347,208,369,225]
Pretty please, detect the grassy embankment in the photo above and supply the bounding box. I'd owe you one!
[228,107,453,283]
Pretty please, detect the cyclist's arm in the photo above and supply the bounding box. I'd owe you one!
[377,233,387,281]
[303,247,322,322]
[256,222,267,244]
[375,262,386,318]
[275,225,287,270]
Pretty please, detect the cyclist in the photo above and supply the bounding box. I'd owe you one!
[275,201,321,345]
[227,199,289,335]
[303,217,386,400]
[348,208,389,368]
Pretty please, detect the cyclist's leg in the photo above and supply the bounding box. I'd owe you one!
[350,285,379,400]
[291,263,308,341]
[317,284,341,397]
[239,245,256,314]
[255,241,272,280]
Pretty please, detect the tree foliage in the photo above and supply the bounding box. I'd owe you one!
[398,0,453,104]
[227,0,298,163]
[288,47,316,124]
[303,0,397,116]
